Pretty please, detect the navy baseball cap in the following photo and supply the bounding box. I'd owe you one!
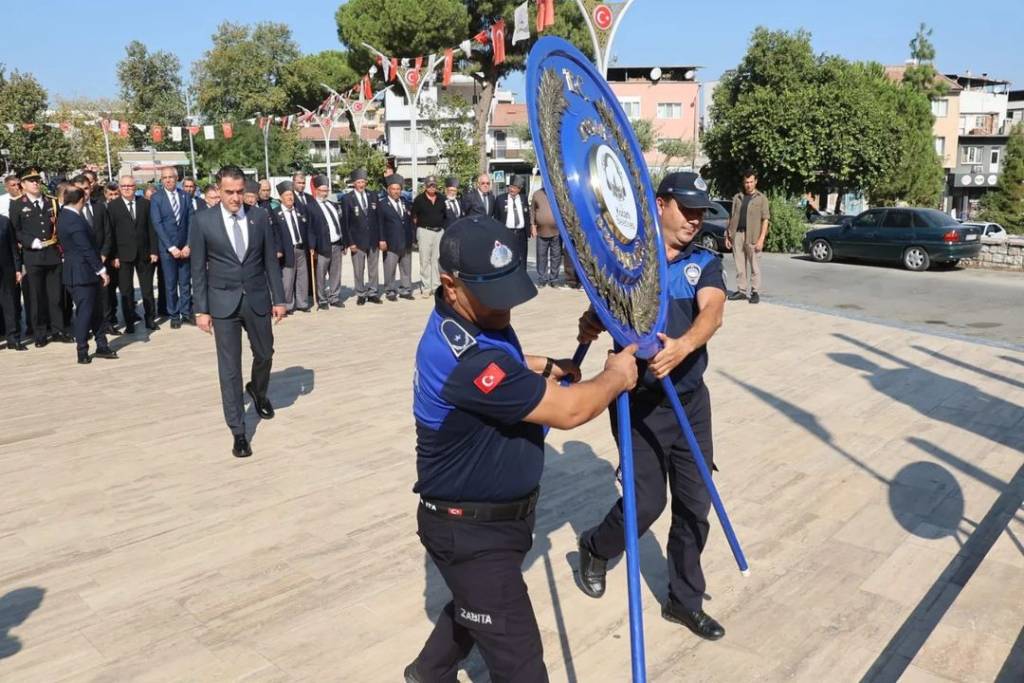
[657,172,716,210]
[439,217,537,310]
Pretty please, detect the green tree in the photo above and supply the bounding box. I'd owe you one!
[979,123,1024,233]
[421,93,479,188]
[51,97,131,172]
[192,22,301,120]
[336,0,591,172]
[281,50,359,113]
[117,41,187,149]
[630,119,655,154]
[0,68,74,173]
[194,123,308,178]
[336,137,388,187]
[903,23,949,98]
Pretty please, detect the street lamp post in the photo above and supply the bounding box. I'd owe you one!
[185,89,198,179]
[256,112,271,180]
[573,0,638,78]
[361,43,445,195]
[300,105,339,191]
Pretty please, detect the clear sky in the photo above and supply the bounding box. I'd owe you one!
[4,0,1022,108]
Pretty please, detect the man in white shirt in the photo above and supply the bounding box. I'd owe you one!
[494,175,532,272]
[309,175,349,309]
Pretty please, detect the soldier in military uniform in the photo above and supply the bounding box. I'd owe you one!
[11,169,72,346]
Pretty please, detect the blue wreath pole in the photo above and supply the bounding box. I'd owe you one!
[660,377,749,574]
[615,391,647,681]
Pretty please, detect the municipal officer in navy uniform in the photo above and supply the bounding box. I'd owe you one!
[576,172,729,641]
[405,216,639,682]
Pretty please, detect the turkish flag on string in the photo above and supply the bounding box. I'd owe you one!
[101,118,110,133]
[414,56,423,72]
[151,125,164,143]
[119,121,129,138]
[22,123,36,132]
[474,29,490,44]
[59,121,71,133]
[188,125,200,136]
[492,20,507,64]
[537,0,556,31]
[443,48,454,87]
[390,57,398,82]
[362,75,373,100]
[222,122,233,138]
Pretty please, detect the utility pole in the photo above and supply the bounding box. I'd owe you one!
[185,88,198,179]
[361,43,445,195]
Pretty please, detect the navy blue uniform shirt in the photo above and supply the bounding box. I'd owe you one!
[413,292,547,502]
[634,243,725,397]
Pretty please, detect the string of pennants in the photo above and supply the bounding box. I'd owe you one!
[1,0,559,140]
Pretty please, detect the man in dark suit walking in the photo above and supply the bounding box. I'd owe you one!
[462,172,496,217]
[56,187,118,364]
[72,174,117,333]
[270,181,310,313]
[341,168,382,306]
[0,211,27,350]
[150,165,193,329]
[108,176,160,333]
[376,174,414,301]
[494,175,531,272]
[190,165,286,458]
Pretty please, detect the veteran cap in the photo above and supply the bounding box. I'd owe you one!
[657,172,716,210]
[444,176,459,189]
[350,167,368,182]
[311,174,330,189]
[244,180,259,194]
[276,180,293,195]
[439,216,537,310]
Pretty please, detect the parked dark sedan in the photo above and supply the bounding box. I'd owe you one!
[802,207,983,271]
[696,202,729,251]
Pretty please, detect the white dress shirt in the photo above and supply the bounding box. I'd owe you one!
[220,204,249,255]
[317,199,342,242]
[504,194,524,229]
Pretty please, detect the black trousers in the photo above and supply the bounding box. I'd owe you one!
[535,235,561,284]
[117,259,156,323]
[585,383,714,611]
[24,263,65,339]
[69,283,108,354]
[105,263,120,323]
[210,295,274,436]
[416,506,547,682]
[506,228,529,272]
[0,272,19,342]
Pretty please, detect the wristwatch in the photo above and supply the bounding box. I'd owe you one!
[542,357,555,378]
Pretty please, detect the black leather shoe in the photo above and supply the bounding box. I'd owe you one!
[94,347,119,360]
[34,338,48,348]
[77,353,91,365]
[356,296,366,306]
[104,323,122,336]
[53,332,75,344]
[125,321,135,334]
[403,661,423,683]
[296,306,311,313]
[7,340,28,351]
[184,315,196,326]
[386,292,398,302]
[661,603,725,641]
[246,382,275,419]
[232,434,252,458]
[369,296,383,304]
[577,536,607,599]
[170,318,182,329]
[749,291,760,304]
[317,303,329,310]
[330,301,345,308]
[399,293,415,301]
[727,291,747,301]
[145,319,160,331]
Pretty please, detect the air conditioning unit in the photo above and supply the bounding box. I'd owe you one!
[426,147,436,155]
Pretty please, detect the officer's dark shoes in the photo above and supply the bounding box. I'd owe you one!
[94,347,119,360]
[77,352,91,365]
[232,434,252,458]
[369,296,383,304]
[749,291,760,304]
[246,381,275,419]
[400,293,415,301]
[170,318,182,329]
[577,536,607,598]
[727,291,747,301]
[54,332,75,344]
[356,296,366,306]
[403,660,424,683]
[34,338,48,348]
[662,602,725,641]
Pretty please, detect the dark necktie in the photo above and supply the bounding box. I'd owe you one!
[128,201,135,221]
[287,210,300,244]
[84,202,93,225]
[231,214,245,261]
[358,192,367,211]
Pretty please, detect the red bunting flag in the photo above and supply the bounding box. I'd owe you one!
[492,19,507,65]
[151,125,164,142]
[390,57,398,82]
[59,121,71,132]
[474,29,490,44]
[222,122,233,138]
[119,121,129,138]
[362,75,373,100]
[414,56,423,72]
[22,123,35,132]
[443,48,454,87]
[101,119,110,133]
[537,0,556,31]
[188,125,200,136]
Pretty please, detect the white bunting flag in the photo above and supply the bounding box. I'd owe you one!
[513,1,530,44]
[171,126,182,142]
[460,39,472,57]
[4,123,14,133]
[109,119,121,133]
[133,123,147,132]
[203,125,215,140]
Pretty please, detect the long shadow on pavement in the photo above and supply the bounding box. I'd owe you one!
[911,345,1024,392]
[0,587,45,660]
[243,366,315,442]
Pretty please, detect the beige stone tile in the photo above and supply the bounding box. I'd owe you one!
[911,622,1018,683]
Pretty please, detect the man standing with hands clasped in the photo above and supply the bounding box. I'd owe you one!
[576,172,729,642]
[725,168,770,304]
[190,166,287,459]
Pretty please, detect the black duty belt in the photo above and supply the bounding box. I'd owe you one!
[420,488,539,522]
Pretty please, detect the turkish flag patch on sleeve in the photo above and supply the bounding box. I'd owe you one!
[474,362,507,394]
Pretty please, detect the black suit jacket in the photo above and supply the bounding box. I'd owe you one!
[341,190,380,251]
[376,197,414,252]
[189,205,286,318]
[82,198,113,258]
[493,192,531,230]
[0,214,22,276]
[306,199,349,257]
[270,205,309,269]
[462,189,496,218]
[108,196,157,262]
[11,194,61,267]
[56,209,103,286]
[441,195,464,229]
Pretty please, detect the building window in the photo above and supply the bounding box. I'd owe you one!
[618,97,642,120]
[656,103,682,119]
[961,146,981,164]
[958,116,967,134]
[933,136,945,157]
[990,149,1000,168]
[931,99,948,117]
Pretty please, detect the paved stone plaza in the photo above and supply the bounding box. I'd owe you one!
[1,264,1022,682]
